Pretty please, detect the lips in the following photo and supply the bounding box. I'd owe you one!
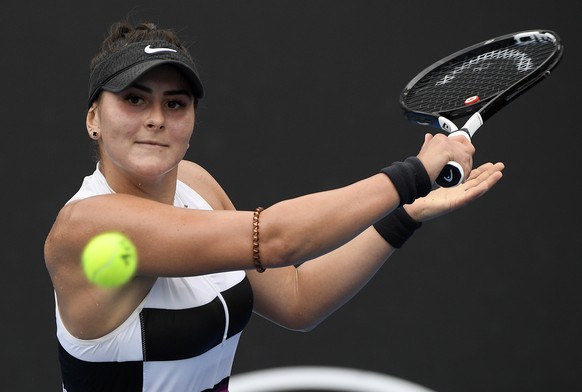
[136,141,169,147]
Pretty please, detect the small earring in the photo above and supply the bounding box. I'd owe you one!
[92,131,98,137]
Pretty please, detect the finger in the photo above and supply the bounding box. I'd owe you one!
[420,133,434,149]
[465,162,504,182]
[460,164,504,199]
[465,162,495,181]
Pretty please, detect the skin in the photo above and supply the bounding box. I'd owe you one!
[44,64,504,340]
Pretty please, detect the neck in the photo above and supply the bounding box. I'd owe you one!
[98,161,178,205]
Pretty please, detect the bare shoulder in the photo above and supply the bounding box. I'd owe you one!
[178,160,234,211]
[44,194,152,273]
[44,197,116,279]
[44,200,90,268]
[44,197,156,339]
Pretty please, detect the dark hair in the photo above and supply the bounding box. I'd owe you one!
[90,21,193,71]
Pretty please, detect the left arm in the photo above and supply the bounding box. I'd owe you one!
[248,161,504,331]
[248,225,393,331]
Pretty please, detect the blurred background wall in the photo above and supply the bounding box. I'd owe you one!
[2,1,581,390]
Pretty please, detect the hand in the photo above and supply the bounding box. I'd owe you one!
[404,161,505,222]
[416,133,475,184]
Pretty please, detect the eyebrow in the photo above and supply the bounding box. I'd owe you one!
[130,83,193,97]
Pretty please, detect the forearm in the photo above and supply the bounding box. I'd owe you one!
[258,173,400,268]
[252,227,396,331]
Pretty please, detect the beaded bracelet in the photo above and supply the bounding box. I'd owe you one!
[252,207,266,272]
[373,206,422,248]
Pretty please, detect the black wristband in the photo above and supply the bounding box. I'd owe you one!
[380,157,432,206]
[373,207,422,248]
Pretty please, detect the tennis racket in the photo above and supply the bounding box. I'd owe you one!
[400,29,563,187]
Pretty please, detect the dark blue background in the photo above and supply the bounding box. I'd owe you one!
[2,1,581,391]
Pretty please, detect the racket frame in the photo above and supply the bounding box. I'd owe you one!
[399,29,563,186]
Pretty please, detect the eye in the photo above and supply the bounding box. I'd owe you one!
[167,99,186,109]
[125,95,144,105]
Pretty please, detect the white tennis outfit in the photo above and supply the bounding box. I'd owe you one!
[55,165,253,392]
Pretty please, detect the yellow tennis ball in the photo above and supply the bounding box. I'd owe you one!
[81,231,138,288]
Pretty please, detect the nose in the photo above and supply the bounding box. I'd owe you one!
[146,103,165,130]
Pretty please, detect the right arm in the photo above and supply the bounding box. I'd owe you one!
[46,172,398,277]
[45,132,474,278]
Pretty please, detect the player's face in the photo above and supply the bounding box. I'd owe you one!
[89,65,196,186]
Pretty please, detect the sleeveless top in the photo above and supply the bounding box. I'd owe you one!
[55,165,254,392]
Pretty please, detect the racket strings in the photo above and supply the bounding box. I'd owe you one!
[403,38,558,116]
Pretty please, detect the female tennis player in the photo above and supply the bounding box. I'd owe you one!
[44,20,504,392]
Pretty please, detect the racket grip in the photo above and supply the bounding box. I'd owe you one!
[435,129,471,188]
[436,161,464,187]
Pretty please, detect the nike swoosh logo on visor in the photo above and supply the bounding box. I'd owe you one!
[144,45,177,54]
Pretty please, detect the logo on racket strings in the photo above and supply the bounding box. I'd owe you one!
[436,49,535,86]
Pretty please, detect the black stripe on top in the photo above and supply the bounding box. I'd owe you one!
[59,342,143,392]
[140,275,253,361]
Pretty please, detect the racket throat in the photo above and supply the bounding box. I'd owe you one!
[438,112,483,138]
[438,117,459,133]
